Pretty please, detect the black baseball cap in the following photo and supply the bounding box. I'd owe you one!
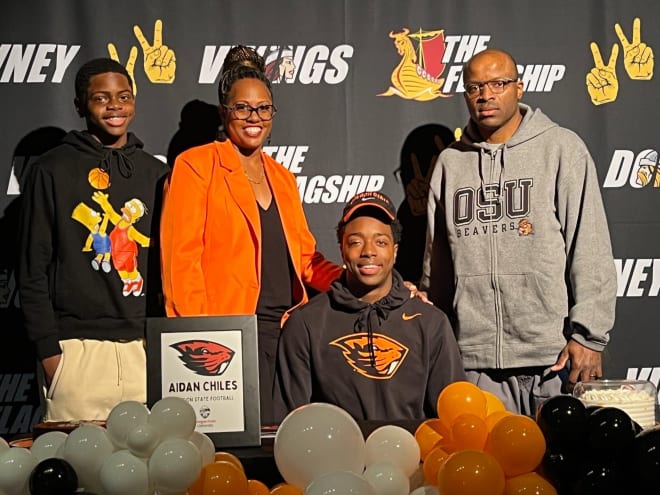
[341,191,397,224]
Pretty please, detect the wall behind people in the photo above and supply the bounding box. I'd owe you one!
[1,1,658,437]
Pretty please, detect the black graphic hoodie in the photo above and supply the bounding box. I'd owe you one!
[275,270,466,421]
[18,130,169,359]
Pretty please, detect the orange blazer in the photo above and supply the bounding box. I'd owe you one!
[160,139,342,322]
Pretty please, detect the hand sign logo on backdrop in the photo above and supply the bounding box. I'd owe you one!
[406,135,445,216]
[615,17,654,80]
[586,42,619,105]
[107,19,177,95]
[587,17,653,106]
[107,43,138,94]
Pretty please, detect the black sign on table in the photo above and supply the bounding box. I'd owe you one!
[146,315,260,448]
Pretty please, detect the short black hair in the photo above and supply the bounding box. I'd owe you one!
[74,58,132,102]
[218,46,273,105]
[336,207,403,244]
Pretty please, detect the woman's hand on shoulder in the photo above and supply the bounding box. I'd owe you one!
[402,281,432,305]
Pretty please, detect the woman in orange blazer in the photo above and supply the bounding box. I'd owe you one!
[160,47,342,424]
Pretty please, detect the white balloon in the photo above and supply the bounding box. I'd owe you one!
[188,431,215,466]
[365,425,420,477]
[106,400,150,449]
[410,486,440,495]
[148,397,196,440]
[148,438,202,492]
[61,424,115,492]
[0,447,37,494]
[99,449,149,495]
[127,423,161,458]
[304,471,375,495]
[54,443,66,459]
[275,403,366,489]
[363,462,409,495]
[30,431,68,462]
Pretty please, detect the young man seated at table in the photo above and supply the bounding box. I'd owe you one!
[274,191,466,421]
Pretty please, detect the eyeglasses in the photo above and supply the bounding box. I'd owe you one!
[223,103,276,121]
[463,79,518,97]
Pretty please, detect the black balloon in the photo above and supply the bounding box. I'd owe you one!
[572,459,626,495]
[586,407,636,456]
[29,458,78,495]
[536,395,588,449]
[632,427,660,489]
[539,447,582,491]
[585,405,602,415]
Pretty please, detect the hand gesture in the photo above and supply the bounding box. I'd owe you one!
[133,19,176,83]
[406,135,445,216]
[586,42,619,105]
[92,191,112,213]
[615,17,654,80]
[107,43,138,95]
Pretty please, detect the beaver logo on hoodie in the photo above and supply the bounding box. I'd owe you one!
[330,333,408,379]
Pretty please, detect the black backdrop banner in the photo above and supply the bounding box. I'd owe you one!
[1,0,658,437]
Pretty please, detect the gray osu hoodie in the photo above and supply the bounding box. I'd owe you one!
[421,103,616,370]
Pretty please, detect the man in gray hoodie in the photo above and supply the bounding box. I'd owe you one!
[421,49,617,415]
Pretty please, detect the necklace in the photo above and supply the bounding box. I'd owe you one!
[243,165,266,184]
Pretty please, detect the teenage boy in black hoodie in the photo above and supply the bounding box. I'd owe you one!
[275,191,466,421]
[18,58,169,421]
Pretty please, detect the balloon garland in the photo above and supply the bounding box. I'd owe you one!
[0,386,657,494]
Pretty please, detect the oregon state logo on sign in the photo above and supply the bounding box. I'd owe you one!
[378,27,451,101]
[170,340,235,376]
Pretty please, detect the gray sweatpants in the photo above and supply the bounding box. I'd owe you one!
[466,366,564,417]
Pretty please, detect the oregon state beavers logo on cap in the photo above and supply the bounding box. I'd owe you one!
[330,333,409,379]
[171,340,235,376]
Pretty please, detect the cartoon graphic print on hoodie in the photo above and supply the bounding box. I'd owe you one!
[276,270,466,421]
[421,103,617,371]
[18,130,169,360]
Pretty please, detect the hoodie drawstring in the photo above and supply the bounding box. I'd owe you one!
[478,149,487,200]
[330,271,409,369]
[497,146,506,200]
[354,303,387,368]
[101,148,135,180]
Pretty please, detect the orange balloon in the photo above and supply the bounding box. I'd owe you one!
[485,410,514,432]
[451,413,488,451]
[422,445,450,485]
[504,472,558,495]
[202,460,249,494]
[485,415,546,478]
[436,381,488,426]
[270,483,303,495]
[248,479,271,495]
[437,449,505,495]
[214,451,245,472]
[415,418,449,460]
[483,390,507,415]
[187,470,205,495]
